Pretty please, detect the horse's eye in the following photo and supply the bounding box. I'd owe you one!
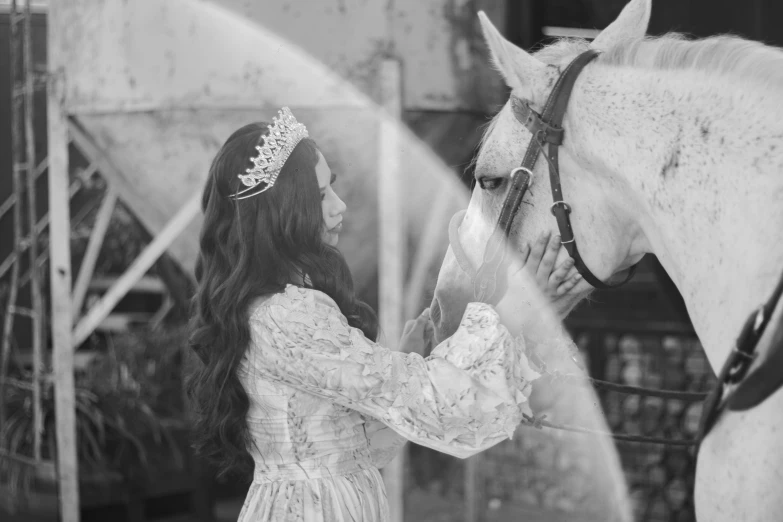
[478,177,504,191]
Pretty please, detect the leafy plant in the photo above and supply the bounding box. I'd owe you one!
[0,324,190,514]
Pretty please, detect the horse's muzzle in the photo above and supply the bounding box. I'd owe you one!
[430,247,476,344]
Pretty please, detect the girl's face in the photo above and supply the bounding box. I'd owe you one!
[315,150,346,246]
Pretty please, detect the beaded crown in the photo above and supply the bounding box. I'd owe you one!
[229,107,309,200]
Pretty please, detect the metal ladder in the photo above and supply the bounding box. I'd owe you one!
[1,0,47,461]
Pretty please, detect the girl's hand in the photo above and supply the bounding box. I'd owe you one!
[519,231,581,301]
[495,232,580,337]
[399,308,435,357]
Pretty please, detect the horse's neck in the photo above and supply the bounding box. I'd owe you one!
[569,66,783,370]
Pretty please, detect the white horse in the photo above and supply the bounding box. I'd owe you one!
[430,0,783,520]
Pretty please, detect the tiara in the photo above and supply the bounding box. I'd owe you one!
[229,107,309,200]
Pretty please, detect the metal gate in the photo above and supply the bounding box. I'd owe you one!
[462,320,714,522]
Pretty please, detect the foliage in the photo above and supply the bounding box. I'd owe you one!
[71,189,151,277]
[0,324,189,513]
[1,157,194,514]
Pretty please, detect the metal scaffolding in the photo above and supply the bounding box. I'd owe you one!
[1,0,46,470]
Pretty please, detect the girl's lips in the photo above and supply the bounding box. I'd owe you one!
[330,222,343,233]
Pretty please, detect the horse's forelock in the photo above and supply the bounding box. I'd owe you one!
[532,38,592,64]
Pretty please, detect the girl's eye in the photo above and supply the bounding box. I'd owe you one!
[321,193,326,201]
[478,177,504,190]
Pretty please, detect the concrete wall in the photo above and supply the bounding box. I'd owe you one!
[57,0,507,114]
[50,0,488,291]
[216,0,507,112]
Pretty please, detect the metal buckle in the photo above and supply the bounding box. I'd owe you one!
[550,200,571,215]
[726,346,758,383]
[510,167,533,180]
[752,307,766,333]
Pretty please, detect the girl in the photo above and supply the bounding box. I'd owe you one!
[187,108,580,522]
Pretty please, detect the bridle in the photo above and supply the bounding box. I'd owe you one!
[446,48,783,448]
[448,49,636,306]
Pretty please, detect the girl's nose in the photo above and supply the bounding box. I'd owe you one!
[335,195,347,215]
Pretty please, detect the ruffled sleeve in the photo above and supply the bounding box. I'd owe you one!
[243,285,540,459]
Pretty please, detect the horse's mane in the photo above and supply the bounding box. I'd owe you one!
[539,33,783,92]
[475,33,783,155]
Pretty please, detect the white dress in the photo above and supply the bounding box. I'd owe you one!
[236,284,540,521]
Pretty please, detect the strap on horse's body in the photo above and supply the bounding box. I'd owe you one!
[697,270,783,442]
[729,305,783,410]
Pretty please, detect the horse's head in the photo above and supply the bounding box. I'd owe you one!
[431,0,653,342]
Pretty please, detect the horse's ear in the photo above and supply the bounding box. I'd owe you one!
[478,11,547,99]
[590,0,651,51]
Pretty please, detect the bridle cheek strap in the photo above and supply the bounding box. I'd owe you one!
[512,49,637,290]
[543,131,637,289]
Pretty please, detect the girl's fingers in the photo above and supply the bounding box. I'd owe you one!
[556,273,583,296]
[526,231,550,269]
[536,234,561,281]
[402,319,416,338]
[548,258,575,289]
[564,265,580,281]
[518,242,532,266]
[422,317,434,342]
[530,234,560,287]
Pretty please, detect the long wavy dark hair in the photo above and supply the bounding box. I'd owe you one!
[186,122,378,477]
